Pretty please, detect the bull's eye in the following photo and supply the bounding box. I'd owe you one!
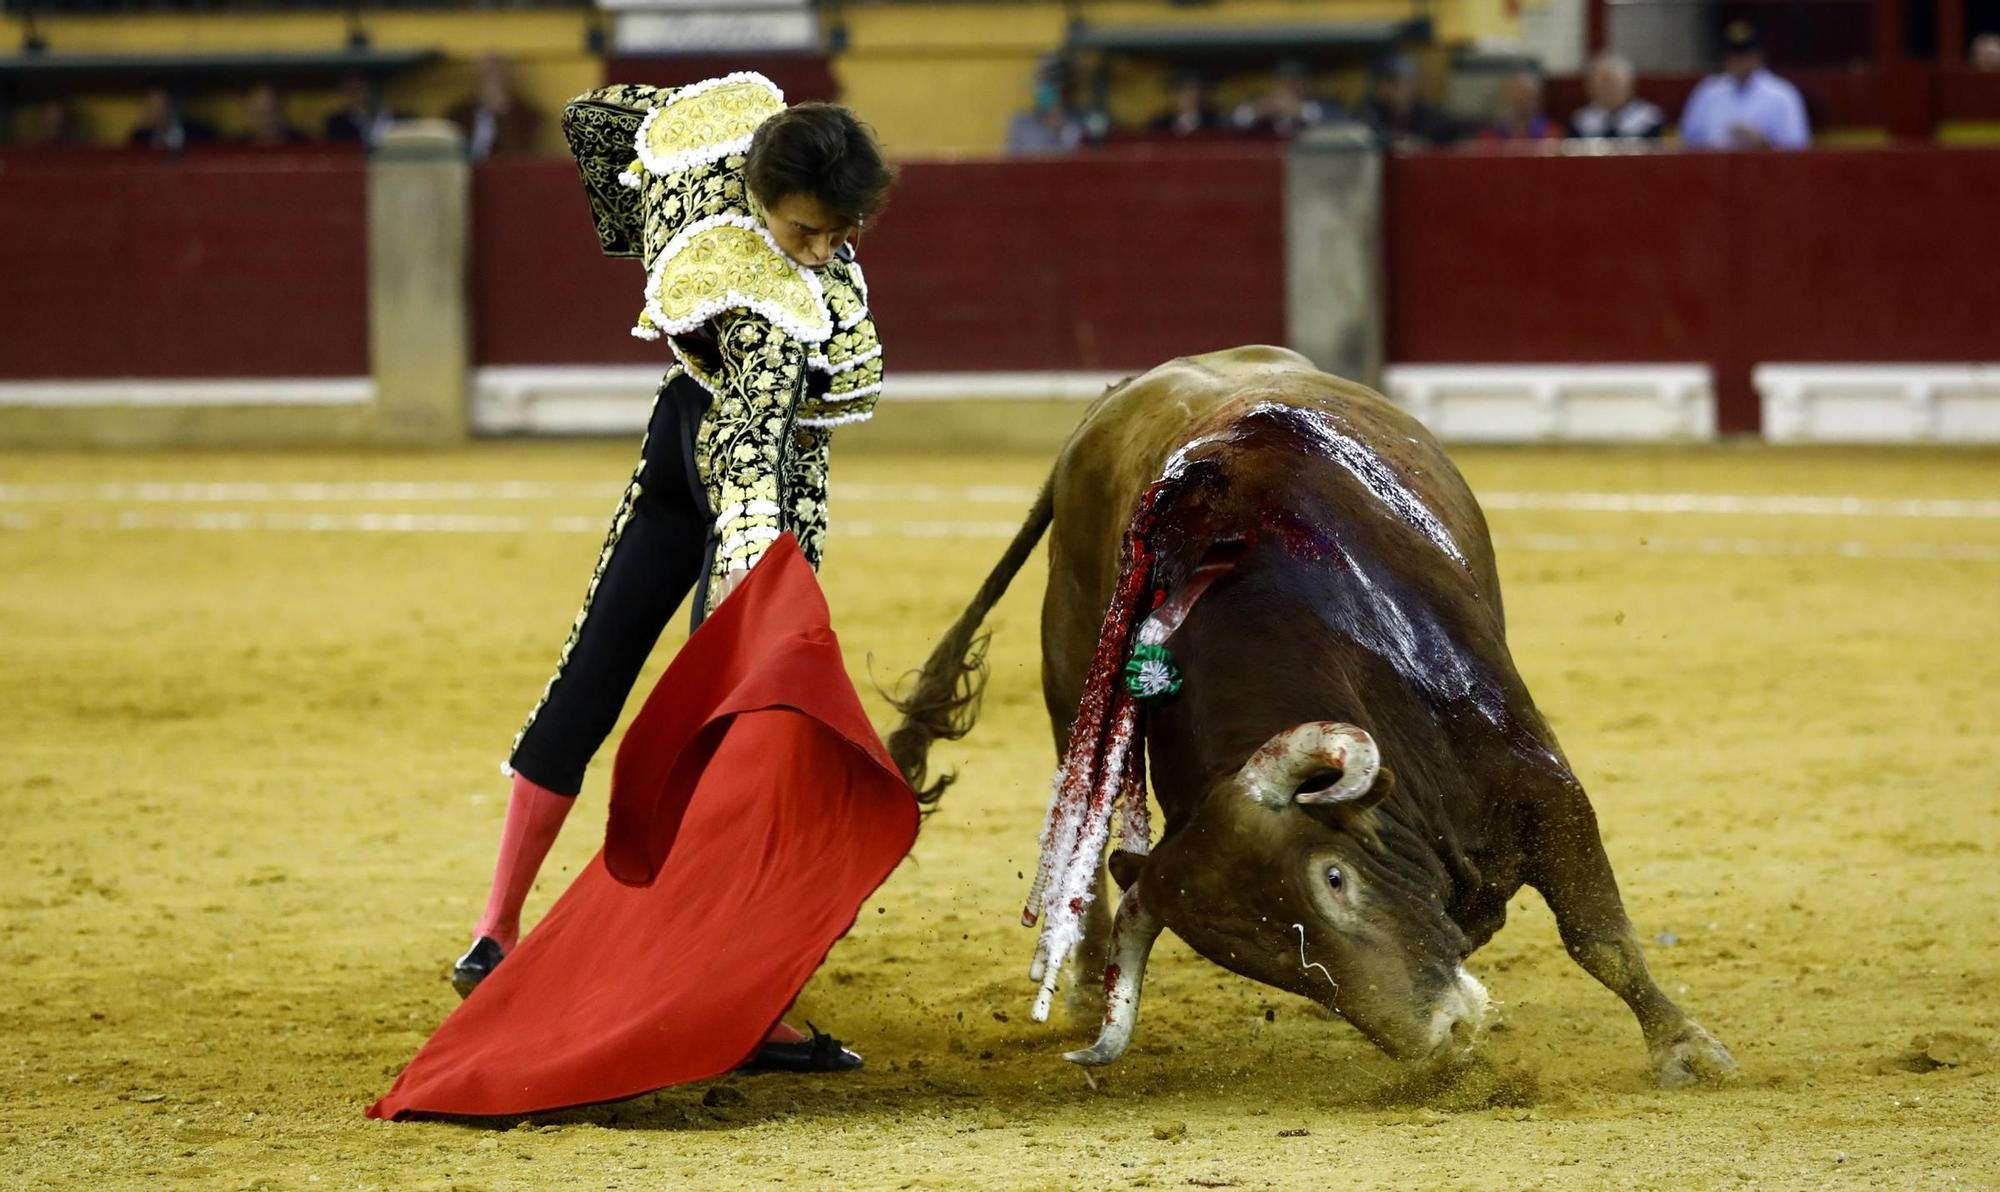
[1325,866,1344,892]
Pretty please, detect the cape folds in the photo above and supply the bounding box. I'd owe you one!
[368,536,917,1120]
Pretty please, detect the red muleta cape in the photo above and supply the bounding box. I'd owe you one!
[368,535,918,1120]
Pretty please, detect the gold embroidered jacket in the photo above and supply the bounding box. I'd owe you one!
[561,72,883,589]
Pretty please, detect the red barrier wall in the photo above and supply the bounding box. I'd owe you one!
[0,150,369,379]
[470,146,1291,372]
[1385,146,2000,432]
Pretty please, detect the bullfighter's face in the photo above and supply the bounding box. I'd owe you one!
[760,191,853,271]
[1129,724,1492,1067]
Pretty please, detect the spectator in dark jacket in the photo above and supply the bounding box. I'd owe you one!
[1150,71,1218,137]
[448,54,545,159]
[242,83,307,147]
[1361,54,1459,149]
[1568,52,1665,140]
[30,98,86,147]
[325,71,394,148]
[129,88,215,151]
[1230,59,1336,139]
[1479,69,1562,143]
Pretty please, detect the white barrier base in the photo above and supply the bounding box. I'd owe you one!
[1381,365,1716,443]
[1757,365,2000,443]
[0,378,375,408]
[470,367,1128,435]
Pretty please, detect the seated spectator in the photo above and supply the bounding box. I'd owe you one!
[449,54,544,160]
[1231,59,1335,139]
[1479,69,1562,143]
[1679,22,1810,150]
[325,71,394,148]
[29,97,86,148]
[129,88,215,152]
[1361,54,1459,149]
[242,82,306,147]
[1972,33,2000,70]
[1006,58,1084,154]
[1568,51,1664,140]
[1150,71,1218,138]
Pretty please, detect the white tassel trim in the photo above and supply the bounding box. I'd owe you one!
[806,344,883,375]
[617,169,643,190]
[641,213,833,346]
[631,72,784,178]
[712,500,780,534]
[666,343,719,395]
[719,526,782,557]
[796,409,876,428]
[829,378,884,401]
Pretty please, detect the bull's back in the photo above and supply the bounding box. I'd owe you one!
[1040,347,1495,720]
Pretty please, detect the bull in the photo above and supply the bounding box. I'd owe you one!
[889,346,1735,1087]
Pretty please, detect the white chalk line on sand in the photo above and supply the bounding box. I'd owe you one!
[1,507,1996,563]
[1,481,1997,521]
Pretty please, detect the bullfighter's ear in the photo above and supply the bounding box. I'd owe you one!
[1108,849,1149,892]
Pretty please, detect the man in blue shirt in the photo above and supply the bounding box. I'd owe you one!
[1679,22,1811,150]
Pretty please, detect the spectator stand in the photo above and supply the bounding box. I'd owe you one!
[0,46,439,150]
[1568,0,2000,142]
[1062,17,1433,144]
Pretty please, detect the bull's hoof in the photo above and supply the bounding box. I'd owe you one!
[1650,1022,1737,1088]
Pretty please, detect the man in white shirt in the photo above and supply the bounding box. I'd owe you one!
[1679,22,1811,150]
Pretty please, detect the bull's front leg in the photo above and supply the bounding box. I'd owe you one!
[1529,785,1736,1088]
[1063,864,1115,1022]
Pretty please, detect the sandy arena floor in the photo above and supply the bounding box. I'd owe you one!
[1,435,1996,1190]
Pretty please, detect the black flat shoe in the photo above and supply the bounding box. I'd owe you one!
[738,1024,864,1074]
[450,935,506,999]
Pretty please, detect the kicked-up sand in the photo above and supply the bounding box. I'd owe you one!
[1,431,1996,1190]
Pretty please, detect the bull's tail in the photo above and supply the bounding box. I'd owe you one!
[888,473,1055,805]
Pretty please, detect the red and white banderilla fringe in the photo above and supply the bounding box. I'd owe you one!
[1021,483,1167,1022]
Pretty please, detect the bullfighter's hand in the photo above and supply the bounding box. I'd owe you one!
[714,566,752,607]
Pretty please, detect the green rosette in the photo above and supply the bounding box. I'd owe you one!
[1124,642,1183,701]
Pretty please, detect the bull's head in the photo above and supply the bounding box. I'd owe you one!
[1067,722,1491,1069]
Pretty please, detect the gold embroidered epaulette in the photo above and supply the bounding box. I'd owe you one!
[640,214,835,347]
[633,72,787,179]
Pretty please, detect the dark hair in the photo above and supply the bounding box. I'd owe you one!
[746,103,895,226]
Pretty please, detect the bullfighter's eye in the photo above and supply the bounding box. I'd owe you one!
[1325,866,1344,892]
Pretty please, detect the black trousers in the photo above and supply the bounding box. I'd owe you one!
[507,375,716,797]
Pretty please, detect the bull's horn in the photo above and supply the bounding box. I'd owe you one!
[1241,722,1380,808]
[1063,885,1163,1067]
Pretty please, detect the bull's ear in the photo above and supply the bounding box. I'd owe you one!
[1108,849,1149,892]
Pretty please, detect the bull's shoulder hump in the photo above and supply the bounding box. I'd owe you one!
[1187,344,1317,376]
[1084,348,1317,425]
